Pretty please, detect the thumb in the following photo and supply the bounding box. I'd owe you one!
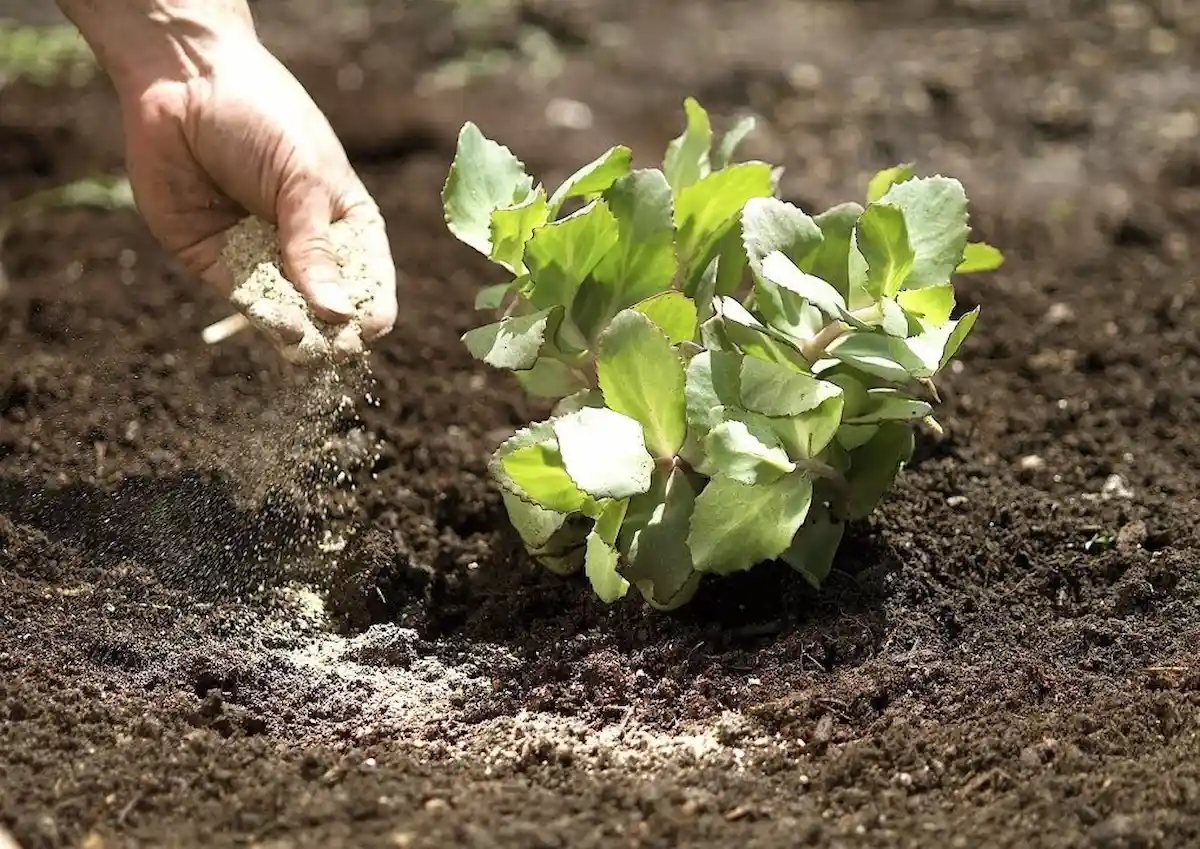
[276,185,355,322]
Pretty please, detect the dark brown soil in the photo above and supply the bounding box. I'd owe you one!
[4,1,1200,847]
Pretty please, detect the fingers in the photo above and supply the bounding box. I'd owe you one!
[275,178,356,323]
[339,201,398,341]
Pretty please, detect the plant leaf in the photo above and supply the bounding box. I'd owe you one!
[800,202,864,300]
[500,489,566,549]
[827,330,925,382]
[844,422,914,519]
[552,388,605,417]
[780,504,845,588]
[548,145,633,214]
[494,423,588,513]
[514,356,586,398]
[632,290,698,345]
[767,390,845,459]
[705,416,796,485]
[856,203,915,299]
[713,115,757,170]
[901,306,979,374]
[713,297,810,372]
[675,162,775,292]
[524,200,620,310]
[845,388,933,424]
[897,284,954,325]
[475,281,517,311]
[742,197,823,272]
[489,187,549,273]
[759,251,847,319]
[554,407,655,500]
[663,96,712,194]
[713,224,748,297]
[956,241,1005,274]
[866,163,914,204]
[684,350,742,436]
[687,472,815,575]
[597,310,687,459]
[443,122,535,256]
[625,468,700,608]
[738,356,841,417]
[585,498,630,602]
[577,170,678,338]
[877,176,969,289]
[461,307,563,370]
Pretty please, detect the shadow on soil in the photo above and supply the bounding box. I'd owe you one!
[0,472,309,599]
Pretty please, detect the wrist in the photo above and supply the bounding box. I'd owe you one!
[57,0,257,98]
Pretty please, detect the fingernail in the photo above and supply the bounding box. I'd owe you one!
[310,280,355,319]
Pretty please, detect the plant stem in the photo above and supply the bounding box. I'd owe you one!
[800,321,846,362]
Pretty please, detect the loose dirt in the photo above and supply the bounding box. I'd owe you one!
[3,1,1200,847]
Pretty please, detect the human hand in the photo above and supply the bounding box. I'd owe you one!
[117,29,398,343]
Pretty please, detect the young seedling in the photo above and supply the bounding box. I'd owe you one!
[442,97,1003,609]
[0,174,134,298]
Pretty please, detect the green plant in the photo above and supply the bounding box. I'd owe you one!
[0,20,95,88]
[0,175,134,295]
[441,98,1003,609]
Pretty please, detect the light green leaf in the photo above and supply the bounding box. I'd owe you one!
[836,423,879,451]
[712,298,810,372]
[801,202,864,300]
[705,416,795,485]
[494,423,587,513]
[500,489,566,549]
[866,163,914,204]
[741,197,824,274]
[768,390,845,459]
[856,203,915,299]
[844,422,914,519]
[938,306,979,369]
[597,310,687,458]
[514,356,586,398]
[827,331,925,382]
[901,306,979,374]
[738,356,841,417]
[10,174,133,216]
[780,504,845,588]
[548,145,633,214]
[879,298,911,337]
[474,282,517,311]
[554,407,655,500]
[576,170,678,339]
[877,176,969,289]
[684,350,742,436]
[713,225,748,297]
[489,187,549,273]
[956,241,1005,274]
[552,388,605,417]
[759,250,847,319]
[663,97,712,194]
[632,291,698,345]
[713,115,757,170]
[846,388,932,424]
[675,162,775,292]
[687,472,815,575]
[625,468,699,608]
[462,307,563,370]
[525,200,620,310]
[585,499,630,603]
[897,284,954,325]
[443,122,535,256]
